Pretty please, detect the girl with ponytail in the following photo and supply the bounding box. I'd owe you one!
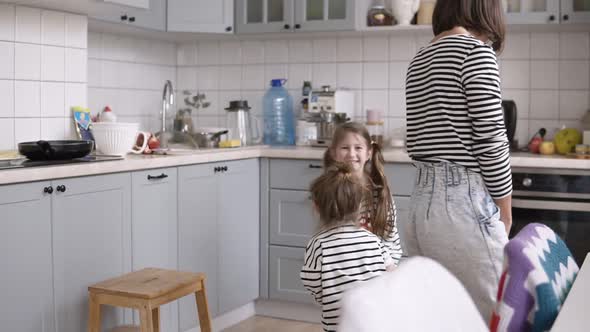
[323,122,403,265]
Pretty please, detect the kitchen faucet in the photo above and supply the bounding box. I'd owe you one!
[156,80,174,148]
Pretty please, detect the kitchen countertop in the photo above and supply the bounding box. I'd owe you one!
[0,146,588,185]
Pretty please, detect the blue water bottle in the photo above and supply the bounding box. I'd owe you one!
[263,79,295,145]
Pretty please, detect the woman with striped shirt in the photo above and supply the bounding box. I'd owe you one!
[403,0,512,323]
[301,162,393,332]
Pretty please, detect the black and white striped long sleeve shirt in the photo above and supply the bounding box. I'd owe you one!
[301,224,392,332]
[405,34,512,199]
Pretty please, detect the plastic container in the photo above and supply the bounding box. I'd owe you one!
[263,79,295,145]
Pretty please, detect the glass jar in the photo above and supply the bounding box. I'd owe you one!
[367,0,394,26]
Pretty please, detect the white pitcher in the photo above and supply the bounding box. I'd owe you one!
[392,0,421,25]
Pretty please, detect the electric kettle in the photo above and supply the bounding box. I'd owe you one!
[225,100,261,146]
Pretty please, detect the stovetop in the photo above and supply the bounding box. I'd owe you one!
[0,154,124,170]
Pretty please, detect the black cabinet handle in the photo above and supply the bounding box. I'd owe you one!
[56,185,66,192]
[128,16,135,22]
[295,24,301,29]
[563,14,569,21]
[121,14,128,21]
[225,26,232,32]
[214,166,220,173]
[222,166,228,172]
[308,164,323,169]
[283,24,290,29]
[147,173,168,180]
[549,15,555,21]
[44,186,53,194]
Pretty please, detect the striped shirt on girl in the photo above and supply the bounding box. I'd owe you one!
[301,224,392,332]
[405,34,512,199]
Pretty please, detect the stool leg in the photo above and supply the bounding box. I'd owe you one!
[88,292,101,332]
[195,279,212,332]
[152,307,160,332]
[139,305,154,332]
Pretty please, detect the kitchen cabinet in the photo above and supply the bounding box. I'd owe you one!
[0,182,54,332]
[52,173,132,332]
[167,0,234,33]
[505,0,560,24]
[102,0,149,9]
[131,168,178,332]
[88,0,167,30]
[261,159,415,304]
[236,0,355,34]
[178,158,259,331]
[561,0,590,23]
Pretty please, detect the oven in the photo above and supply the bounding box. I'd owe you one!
[511,168,590,266]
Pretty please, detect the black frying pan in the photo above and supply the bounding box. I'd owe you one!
[18,140,94,160]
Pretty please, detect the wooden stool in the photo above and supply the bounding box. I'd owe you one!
[87,268,212,332]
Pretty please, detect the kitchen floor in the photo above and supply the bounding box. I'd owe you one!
[223,316,322,332]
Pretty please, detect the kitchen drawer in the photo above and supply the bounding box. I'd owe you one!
[385,163,416,196]
[269,245,314,304]
[270,189,317,247]
[269,159,324,190]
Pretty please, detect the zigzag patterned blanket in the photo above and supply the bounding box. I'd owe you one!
[491,223,579,332]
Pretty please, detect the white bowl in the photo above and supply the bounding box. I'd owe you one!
[91,122,139,156]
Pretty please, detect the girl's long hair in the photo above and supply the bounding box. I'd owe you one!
[310,162,366,226]
[323,122,393,238]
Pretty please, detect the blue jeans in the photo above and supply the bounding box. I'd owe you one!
[399,161,508,323]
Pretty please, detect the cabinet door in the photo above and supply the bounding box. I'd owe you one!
[217,159,260,313]
[52,173,132,332]
[89,0,166,31]
[0,182,54,332]
[168,0,234,33]
[269,245,315,304]
[178,163,219,330]
[294,0,354,31]
[269,189,317,247]
[561,0,590,23]
[131,168,178,332]
[505,0,559,24]
[236,0,294,33]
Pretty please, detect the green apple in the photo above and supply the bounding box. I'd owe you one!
[554,128,582,155]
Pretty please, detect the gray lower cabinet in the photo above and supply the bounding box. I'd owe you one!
[52,173,132,332]
[131,168,178,332]
[0,182,54,332]
[268,246,314,304]
[269,189,317,247]
[178,158,259,331]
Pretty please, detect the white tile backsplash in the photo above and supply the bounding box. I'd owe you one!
[0,41,14,79]
[40,81,64,117]
[196,41,219,65]
[241,65,265,90]
[312,63,337,88]
[559,90,589,120]
[337,63,362,90]
[559,61,589,90]
[219,65,242,90]
[362,90,388,119]
[559,32,589,60]
[288,39,313,63]
[312,39,337,63]
[0,118,15,149]
[15,43,41,80]
[264,64,288,88]
[531,32,559,60]
[389,35,416,61]
[0,6,87,144]
[0,4,15,42]
[219,41,242,65]
[41,45,65,81]
[0,80,14,118]
[41,10,65,46]
[363,62,389,89]
[500,60,530,89]
[288,63,312,89]
[363,36,389,62]
[337,38,362,62]
[241,40,264,64]
[15,6,40,44]
[530,90,559,119]
[501,32,530,60]
[264,40,288,64]
[530,60,558,90]
[65,13,87,49]
[177,42,196,66]
[14,80,40,117]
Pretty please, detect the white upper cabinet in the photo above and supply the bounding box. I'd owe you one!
[102,0,150,9]
[236,0,355,34]
[167,0,234,33]
[560,0,590,23]
[505,0,560,24]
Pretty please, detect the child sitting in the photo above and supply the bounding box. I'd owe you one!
[301,162,394,332]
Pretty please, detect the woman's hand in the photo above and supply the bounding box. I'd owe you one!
[494,195,512,235]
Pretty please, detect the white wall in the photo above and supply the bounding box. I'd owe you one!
[87,32,176,132]
[0,4,87,150]
[176,30,590,147]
